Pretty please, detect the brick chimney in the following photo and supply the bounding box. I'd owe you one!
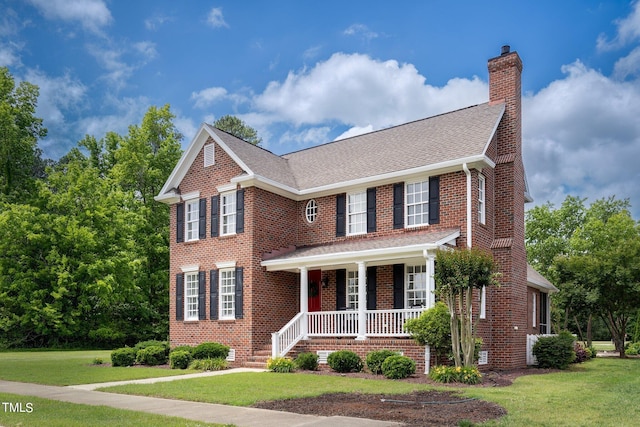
[487,45,528,369]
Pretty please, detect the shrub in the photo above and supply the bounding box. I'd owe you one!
[381,355,416,379]
[169,350,192,369]
[573,342,590,363]
[136,345,168,366]
[625,342,640,356]
[404,302,451,360]
[587,345,598,359]
[92,357,104,365]
[193,342,230,360]
[532,331,575,369]
[327,350,363,373]
[267,357,296,373]
[188,357,228,371]
[366,349,397,375]
[429,365,482,384]
[88,327,126,348]
[110,347,137,367]
[295,352,319,371]
[170,345,194,356]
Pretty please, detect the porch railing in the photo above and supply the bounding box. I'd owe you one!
[272,308,425,358]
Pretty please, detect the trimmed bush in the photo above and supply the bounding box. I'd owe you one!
[381,355,416,379]
[169,350,192,369]
[532,331,575,369]
[267,357,295,373]
[429,365,482,384]
[136,345,168,366]
[135,340,169,354]
[366,349,397,375]
[188,357,228,371]
[110,347,137,367]
[170,345,194,356]
[193,342,230,360]
[295,352,319,371]
[327,350,363,373]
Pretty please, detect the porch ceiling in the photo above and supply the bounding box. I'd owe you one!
[261,228,460,271]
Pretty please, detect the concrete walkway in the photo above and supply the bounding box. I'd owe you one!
[0,369,400,427]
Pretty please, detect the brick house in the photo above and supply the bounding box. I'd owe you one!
[156,46,556,372]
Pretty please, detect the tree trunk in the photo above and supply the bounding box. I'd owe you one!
[586,314,593,347]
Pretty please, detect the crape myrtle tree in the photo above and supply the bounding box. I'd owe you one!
[434,248,500,367]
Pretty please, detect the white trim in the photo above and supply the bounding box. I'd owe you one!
[184,271,199,321]
[181,264,199,273]
[181,190,200,201]
[480,286,486,319]
[305,199,318,223]
[463,163,472,248]
[347,191,367,236]
[216,183,237,193]
[216,261,237,269]
[220,191,237,236]
[404,178,430,228]
[219,268,236,320]
[478,174,486,225]
[532,292,537,328]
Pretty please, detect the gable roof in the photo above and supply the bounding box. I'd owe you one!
[156,102,505,203]
[527,264,559,293]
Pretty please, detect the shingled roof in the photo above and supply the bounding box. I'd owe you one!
[157,101,505,202]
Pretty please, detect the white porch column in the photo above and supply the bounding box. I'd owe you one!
[355,261,367,340]
[300,266,308,339]
[425,253,436,309]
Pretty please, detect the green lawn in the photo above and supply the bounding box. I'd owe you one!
[0,392,224,427]
[103,358,640,426]
[0,350,197,385]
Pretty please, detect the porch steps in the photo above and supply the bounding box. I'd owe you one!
[243,345,298,369]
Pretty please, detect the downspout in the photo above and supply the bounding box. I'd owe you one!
[463,163,472,248]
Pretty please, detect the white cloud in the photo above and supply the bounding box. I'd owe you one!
[206,7,229,28]
[144,15,172,31]
[24,69,87,126]
[26,0,112,34]
[133,41,158,61]
[0,44,20,67]
[613,46,640,79]
[597,1,640,51]
[191,87,228,109]
[86,41,157,90]
[75,95,149,140]
[343,24,379,41]
[280,126,332,149]
[335,125,374,141]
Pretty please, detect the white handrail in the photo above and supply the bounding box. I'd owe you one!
[272,312,304,358]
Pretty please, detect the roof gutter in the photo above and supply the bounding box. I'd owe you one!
[463,163,472,248]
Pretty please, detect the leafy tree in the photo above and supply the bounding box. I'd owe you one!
[0,67,47,201]
[434,248,500,367]
[214,115,261,145]
[404,301,451,361]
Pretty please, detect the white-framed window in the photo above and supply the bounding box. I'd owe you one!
[204,143,215,167]
[305,199,318,223]
[480,286,486,319]
[347,271,359,310]
[185,200,199,241]
[220,191,236,236]
[532,292,537,328]
[219,269,236,319]
[406,180,429,227]
[478,174,486,224]
[406,265,427,307]
[184,272,199,321]
[347,191,367,235]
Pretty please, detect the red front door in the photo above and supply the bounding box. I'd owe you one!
[308,270,322,312]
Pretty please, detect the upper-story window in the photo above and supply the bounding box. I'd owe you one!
[347,192,367,235]
[478,174,486,224]
[347,270,359,310]
[220,191,236,236]
[406,265,427,307]
[185,199,199,241]
[305,199,318,223]
[406,180,429,227]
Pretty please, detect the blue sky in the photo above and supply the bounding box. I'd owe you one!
[2,0,640,215]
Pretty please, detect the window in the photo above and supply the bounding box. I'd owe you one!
[539,293,549,334]
[305,199,318,223]
[406,180,429,227]
[532,292,537,328]
[478,174,486,224]
[204,143,215,167]
[184,272,199,320]
[220,191,236,236]
[347,271,359,310]
[185,200,199,241]
[347,192,367,235]
[406,265,427,307]
[219,269,236,319]
[479,286,486,319]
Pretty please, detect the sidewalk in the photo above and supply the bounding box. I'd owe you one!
[0,369,400,427]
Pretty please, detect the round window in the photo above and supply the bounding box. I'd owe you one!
[305,199,318,223]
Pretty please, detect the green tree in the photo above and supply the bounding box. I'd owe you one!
[214,114,261,145]
[434,248,500,367]
[0,67,47,200]
[404,301,452,362]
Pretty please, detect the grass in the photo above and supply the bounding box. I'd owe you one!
[102,358,640,426]
[0,392,223,427]
[590,340,615,351]
[0,350,197,385]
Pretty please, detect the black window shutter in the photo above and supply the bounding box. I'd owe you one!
[367,187,377,233]
[176,203,184,243]
[235,267,244,319]
[176,273,184,320]
[393,183,404,229]
[198,198,207,240]
[366,266,377,310]
[236,189,245,234]
[393,264,404,309]
[210,270,218,320]
[198,271,206,320]
[336,269,346,310]
[429,176,440,224]
[336,194,346,237]
[210,195,219,237]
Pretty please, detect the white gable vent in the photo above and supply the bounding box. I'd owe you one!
[316,350,334,364]
[204,143,215,167]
